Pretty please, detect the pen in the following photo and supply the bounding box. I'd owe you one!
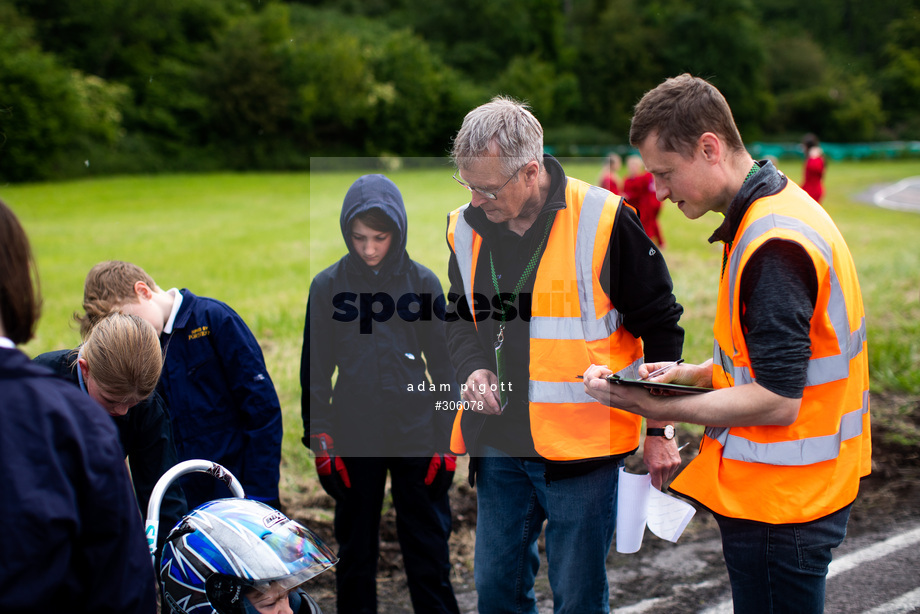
[640,358,684,381]
[575,358,685,381]
[677,442,690,452]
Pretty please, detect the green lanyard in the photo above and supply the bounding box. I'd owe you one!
[721,162,761,278]
[488,213,554,337]
[488,213,554,411]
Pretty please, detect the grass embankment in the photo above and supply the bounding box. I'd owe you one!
[3,157,919,502]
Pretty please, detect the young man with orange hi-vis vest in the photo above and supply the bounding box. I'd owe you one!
[446,96,685,614]
[585,74,871,614]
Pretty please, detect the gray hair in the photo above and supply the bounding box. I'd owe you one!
[451,96,544,176]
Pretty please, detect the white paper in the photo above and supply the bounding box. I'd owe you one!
[646,486,696,541]
[615,469,652,553]
[615,466,696,553]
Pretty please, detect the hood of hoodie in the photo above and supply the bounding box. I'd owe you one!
[339,174,409,281]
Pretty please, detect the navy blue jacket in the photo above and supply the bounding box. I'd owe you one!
[303,174,458,457]
[158,290,283,508]
[32,349,189,546]
[1,347,157,612]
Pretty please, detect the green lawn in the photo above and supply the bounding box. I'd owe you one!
[3,157,919,500]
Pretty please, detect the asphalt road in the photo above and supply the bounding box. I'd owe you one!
[856,176,920,213]
[454,514,920,614]
[624,518,920,614]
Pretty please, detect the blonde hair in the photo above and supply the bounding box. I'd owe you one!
[75,260,158,338]
[79,313,163,402]
[626,154,644,176]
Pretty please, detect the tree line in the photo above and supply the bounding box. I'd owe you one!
[2,0,919,182]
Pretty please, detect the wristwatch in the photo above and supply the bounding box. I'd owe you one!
[646,425,675,440]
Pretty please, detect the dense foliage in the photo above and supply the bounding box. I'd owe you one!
[1,0,919,181]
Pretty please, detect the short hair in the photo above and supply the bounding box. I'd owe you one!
[353,208,397,235]
[802,132,820,151]
[78,312,163,402]
[75,260,158,338]
[0,198,42,345]
[629,73,745,158]
[451,96,544,176]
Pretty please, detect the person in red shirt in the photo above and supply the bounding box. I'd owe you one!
[802,144,826,204]
[598,153,622,194]
[623,155,665,247]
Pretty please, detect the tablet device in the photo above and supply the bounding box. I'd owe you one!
[605,374,714,395]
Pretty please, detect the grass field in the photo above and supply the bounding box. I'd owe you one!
[2,156,919,499]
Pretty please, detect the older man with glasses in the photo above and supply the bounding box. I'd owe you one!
[443,96,685,613]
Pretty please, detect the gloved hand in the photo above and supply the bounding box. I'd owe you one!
[310,433,351,501]
[424,453,457,501]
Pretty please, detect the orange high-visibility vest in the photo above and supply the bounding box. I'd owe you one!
[670,181,871,523]
[447,178,645,461]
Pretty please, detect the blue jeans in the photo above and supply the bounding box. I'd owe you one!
[714,502,852,614]
[474,446,621,614]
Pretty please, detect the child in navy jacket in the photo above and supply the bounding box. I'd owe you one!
[76,260,283,510]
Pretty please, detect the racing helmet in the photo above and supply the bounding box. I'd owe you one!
[160,498,337,614]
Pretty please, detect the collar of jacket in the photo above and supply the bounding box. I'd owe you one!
[708,159,787,245]
[170,288,195,331]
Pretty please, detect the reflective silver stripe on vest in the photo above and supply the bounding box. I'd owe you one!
[530,357,643,404]
[716,320,865,389]
[531,186,621,342]
[704,389,869,465]
[713,339,750,384]
[452,205,476,304]
[721,213,866,387]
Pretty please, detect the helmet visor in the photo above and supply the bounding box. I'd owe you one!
[258,521,338,588]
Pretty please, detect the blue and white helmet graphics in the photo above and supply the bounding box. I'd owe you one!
[160,498,337,614]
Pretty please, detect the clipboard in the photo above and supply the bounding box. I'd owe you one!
[605,373,714,395]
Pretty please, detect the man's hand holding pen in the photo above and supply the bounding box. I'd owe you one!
[639,358,684,381]
[581,359,714,419]
[639,358,714,390]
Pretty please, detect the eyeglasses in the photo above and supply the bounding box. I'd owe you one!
[452,161,531,200]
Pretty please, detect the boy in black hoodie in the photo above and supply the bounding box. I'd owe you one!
[303,174,460,614]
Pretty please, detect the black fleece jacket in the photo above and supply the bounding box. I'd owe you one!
[303,174,458,457]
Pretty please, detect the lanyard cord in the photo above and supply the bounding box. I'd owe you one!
[722,162,761,278]
[489,213,555,325]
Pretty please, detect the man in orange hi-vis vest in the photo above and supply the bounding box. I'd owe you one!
[446,96,685,613]
[584,74,871,614]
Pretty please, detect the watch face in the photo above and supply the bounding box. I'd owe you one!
[664,424,675,439]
